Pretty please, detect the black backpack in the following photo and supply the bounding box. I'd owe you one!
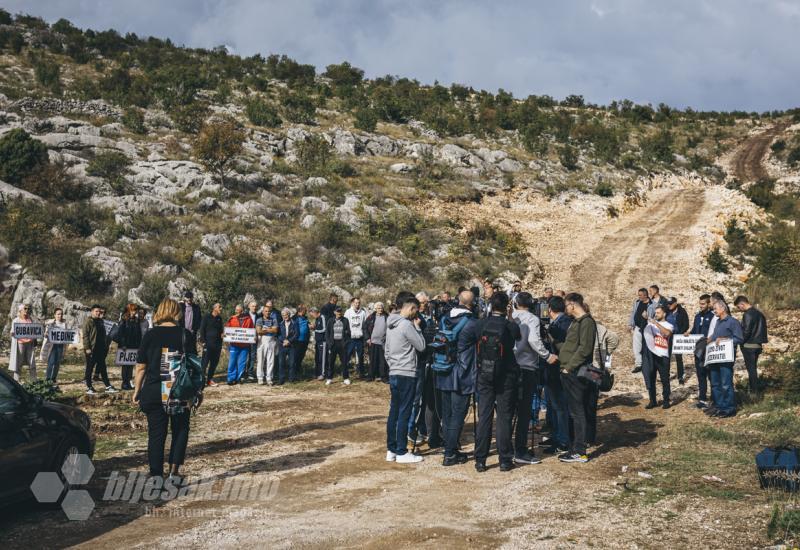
[476,319,506,381]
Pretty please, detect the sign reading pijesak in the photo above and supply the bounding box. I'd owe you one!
[115,348,139,366]
[48,327,80,345]
[672,334,703,355]
[12,322,44,340]
[704,339,735,366]
[223,327,257,344]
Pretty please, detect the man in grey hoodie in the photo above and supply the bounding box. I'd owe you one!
[385,292,427,464]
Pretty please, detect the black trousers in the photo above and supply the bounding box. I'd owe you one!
[326,340,349,380]
[121,365,133,386]
[314,339,327,377]
[475,370,517,463]
[202,345,222,381]
[441,390,470,457]
[84,350,109,388]
[422,365,443,447]
[695,350,710,402]
[643,348,671,404]
[742,347,761,392]
[675,354,684,381]
[368,343,387,381]
[293,341,309,379]
[583,382,600,445]
[144,406,190,476]
[513,368,538,454]
[561,371,589,455]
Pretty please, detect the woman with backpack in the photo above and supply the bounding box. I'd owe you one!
[133,298,199,480]
[365,302,389,382]
[114,303,143,390]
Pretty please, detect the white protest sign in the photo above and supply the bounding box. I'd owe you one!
[672,334,703,355]
[12,322,44,340]
[224,327,257,344]
[48,327,80,345]
[115,348,139,366]
[103,320,117,335]
[704,339,735,366]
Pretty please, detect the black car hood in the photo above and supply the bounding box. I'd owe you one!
[41,401,92,433]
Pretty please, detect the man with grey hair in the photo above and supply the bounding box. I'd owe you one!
[245,300,260,381]
[256,300,280,385]
[277,307,298,384]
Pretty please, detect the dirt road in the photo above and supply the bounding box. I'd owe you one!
[0,185,771,549]
[732,122,789,183]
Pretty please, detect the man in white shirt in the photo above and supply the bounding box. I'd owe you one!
[344,297,368,378]
[642,305,673,410]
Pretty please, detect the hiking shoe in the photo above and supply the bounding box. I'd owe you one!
[207,380,218,387]
[662,400,671,409]
[443,453,469,466]
[514,452,542,465]
[343,379,351,385]
[544,445,568,455]
[717,411,737,418]
[395,453,423,464]
[703,406,720,416]
[475,461,487,473]
[645,401,658,409]
[105,385,118,394]
[325,379,333,386]
[86,387,96,395]
[385,451,397,462]
[499,462,514,472]
[631,367,642,374]
[695,400,708,409]
[559,453,589,463]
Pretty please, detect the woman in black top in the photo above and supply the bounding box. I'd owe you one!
[133,298,198,478]
[114,303,143,390]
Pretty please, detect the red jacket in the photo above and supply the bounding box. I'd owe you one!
[226,314,255,348]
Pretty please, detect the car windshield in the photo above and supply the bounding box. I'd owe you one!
[0,375,25,414]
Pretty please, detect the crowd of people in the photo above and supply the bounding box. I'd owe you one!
[628,285,768,418]
[6,278,769,477]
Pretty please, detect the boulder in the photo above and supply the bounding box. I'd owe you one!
[329,128,364,155]
[334,194,374,231]
[498,158,523,173]
[389,162,413,173]
[301,196,330,212]
[82,246,128,289]
[197,197,220,212]
[364,135,400,157]
[192,250,220,265]
[404,142,434,158]
[37,132,138,158]
[305,177,328,188]
[436,143,473,167]
[0,180,44,203]
[91,194,184,216]
[300,214,317,229]
[128,160,213,198]
[200,233,231,258]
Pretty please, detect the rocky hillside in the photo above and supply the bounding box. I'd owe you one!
[0,11,797,334]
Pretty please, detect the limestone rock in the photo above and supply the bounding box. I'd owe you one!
[200,233,231,258]
[82,246,128,289]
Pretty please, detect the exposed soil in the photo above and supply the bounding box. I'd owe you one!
[732,121,790,183]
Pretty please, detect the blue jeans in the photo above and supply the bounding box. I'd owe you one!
[710,362,736,414]
[46,344,65,382]
[278,345,296,383]
[346,338,365,376]
[387,375,417,455]
[408,366,427,435]
[227,346,249,382]
[545,384,570,449]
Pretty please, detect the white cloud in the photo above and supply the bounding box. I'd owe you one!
[2,0,798,111]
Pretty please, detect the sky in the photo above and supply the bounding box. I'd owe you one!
[4,0,798,111]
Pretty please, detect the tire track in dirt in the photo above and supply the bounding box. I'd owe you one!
[733,122,789,183]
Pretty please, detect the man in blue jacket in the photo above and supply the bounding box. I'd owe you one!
[543,296,571,454]
[685,294,714,406]
[705,300,744,418]
[293,305,311,380]
[436,290,477,466]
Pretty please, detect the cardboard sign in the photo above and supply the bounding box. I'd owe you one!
[115,348,139,366]
[12,322,44,340]
[48,327,80,345]
[704,339,735,366]
[672,334,703,355]
[224,327,257,344]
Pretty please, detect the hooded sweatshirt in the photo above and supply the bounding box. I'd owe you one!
[384,312,426,378]
[512,309,551,369]
[435,306,477,393]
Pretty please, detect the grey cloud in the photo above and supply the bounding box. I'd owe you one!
[3,0,798,110]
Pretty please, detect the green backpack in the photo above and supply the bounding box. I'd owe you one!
[169,329,205,403]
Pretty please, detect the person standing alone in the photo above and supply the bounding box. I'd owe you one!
[198,303,224,386]
[734,295,768,395]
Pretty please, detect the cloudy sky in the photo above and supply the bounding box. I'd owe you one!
[4,0,798,111]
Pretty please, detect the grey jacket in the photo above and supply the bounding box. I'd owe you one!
[384,313,426,378]
[512,309,551,369]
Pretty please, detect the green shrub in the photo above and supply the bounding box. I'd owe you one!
[788,147,800,166]
[324,62,364,88]
[172,102,209,134]
[193,118,245,183]
[755,224,800,281]
[22,379,61,401]
[724,219,748,257]
[245,97,282,127]
[32,55,62,95]
[767,504,800,542]
[87,151,131,183]
[295,134,333,176]
[282,93,316,124]
[595,181,614,197]
[641,128,675,163]
[706,245,729,273]
[559,144,579,170]
[0,129,49,184]
[770,139,786,153]
[66,257,113,299]
[0,8,11,25]
[21,160,91,201]
[194,247,274,310]
[745,178,775,209]
[122,107,147,134]
[353,107,378,132]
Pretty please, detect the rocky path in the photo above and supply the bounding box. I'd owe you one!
[732,121,790,183]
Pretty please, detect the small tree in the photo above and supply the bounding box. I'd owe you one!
[353,106,377,132]
[86,151,132,195]
[0,129,49,184]
[707,245,729,273]
[295,134,333,176]
[559,144,579,170]
[245,97,282,127]
[193,118,245,183]
[122,107,146,134]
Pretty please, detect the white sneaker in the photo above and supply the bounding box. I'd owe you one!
[258,379,266,385]
[86,387,96,395]
[105,385,118,394]
[385,451,397,462]
[343,379,351,385]
[316,375,325,381]
[395,453,423,464]
[325,379,333,386]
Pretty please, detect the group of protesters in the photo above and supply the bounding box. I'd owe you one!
[629,285,768,418]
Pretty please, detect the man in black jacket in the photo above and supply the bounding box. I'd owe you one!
[325,306,351,385]
[666,297,690,385]
[474,292,522,473]
[320,293,339,321]
[179,291,202,340]
[734,296,768,394]
[309,307,327,380]
[198,303,224,385]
